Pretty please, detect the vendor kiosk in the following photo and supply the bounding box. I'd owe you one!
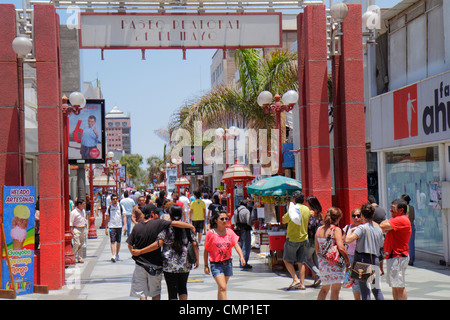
[221,161,254,226]
[247,175,302,270]
[93,173,117,229]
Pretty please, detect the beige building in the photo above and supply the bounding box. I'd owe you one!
[105,106,131,154]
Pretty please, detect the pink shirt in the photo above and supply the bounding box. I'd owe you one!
[204,228,239,262]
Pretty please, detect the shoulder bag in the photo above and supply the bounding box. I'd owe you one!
[185,229,197,264]
[350,224,375,282]
[319,226,346,268]
[288,202,301,225]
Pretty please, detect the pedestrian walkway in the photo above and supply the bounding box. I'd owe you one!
[13,219,450,300]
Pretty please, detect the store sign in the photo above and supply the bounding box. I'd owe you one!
[370,70,450,151]
[79,13,282,49]
[1,186,35,296]
[182,146,203,176]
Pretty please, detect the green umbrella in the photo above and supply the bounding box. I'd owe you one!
[247,175,302,196]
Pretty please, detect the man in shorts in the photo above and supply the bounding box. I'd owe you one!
[281,190,310,290]
[127,204,195,300]
[105,194,127,262]
[380,198,412,300]
[189,190,206,244]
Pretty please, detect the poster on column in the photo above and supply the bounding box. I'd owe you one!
[1,186,35,295]
[68,99,106,164]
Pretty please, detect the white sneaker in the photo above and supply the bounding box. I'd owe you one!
[111,255,116,262]
[116,254,120,261]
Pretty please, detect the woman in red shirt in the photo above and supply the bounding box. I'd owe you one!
[204,211,245,300]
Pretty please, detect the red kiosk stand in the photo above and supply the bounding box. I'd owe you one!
[221,162,254,227]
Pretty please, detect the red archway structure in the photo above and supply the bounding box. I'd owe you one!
[221,162,254,224]
[0,2,367,291]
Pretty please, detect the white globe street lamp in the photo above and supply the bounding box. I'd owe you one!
[12,35,33,58]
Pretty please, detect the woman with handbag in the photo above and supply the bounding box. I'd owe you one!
[154,205,199,300]
[345,203,384,300]
[315,207,351,300]
[342,208,363,299]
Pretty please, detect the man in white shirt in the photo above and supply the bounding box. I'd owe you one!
[120,190,136,236]
[179,191,190,222]
[105,194,127,262]
[70,199,87,263]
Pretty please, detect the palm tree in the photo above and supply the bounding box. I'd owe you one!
[146,154,166,184]
[170,48,298,134]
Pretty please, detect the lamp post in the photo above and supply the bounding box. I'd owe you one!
[329,2,349,56]
[88,164,97,239]
[215,126,240,169]
[105,151,122,195]
[12,34,33,186]
[257,90,299,175]
[62,92,86,267]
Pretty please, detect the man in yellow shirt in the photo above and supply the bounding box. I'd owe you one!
[282,190,310,290]
[189,190,206,243]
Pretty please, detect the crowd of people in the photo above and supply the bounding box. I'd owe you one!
[98,187,245,300]
[69,186,414,301]
[282,190,413,301]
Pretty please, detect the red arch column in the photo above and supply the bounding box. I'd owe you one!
[0,4,21,213]
[0,4,23,251]
[34,4,66,290]
[332,4,367,226]
[297,5,332,211]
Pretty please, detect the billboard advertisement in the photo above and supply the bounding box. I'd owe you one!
[68,99,106,164]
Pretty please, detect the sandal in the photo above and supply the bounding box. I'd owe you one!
[287,282,301,290]
[293,284,306,290]
[312,279,321,288]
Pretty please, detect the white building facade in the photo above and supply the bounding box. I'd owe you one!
[368,0,450,264]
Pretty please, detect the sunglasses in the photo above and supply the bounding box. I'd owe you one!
[352,214,361,218]
[219,217,229,221]
[111,198,118,201]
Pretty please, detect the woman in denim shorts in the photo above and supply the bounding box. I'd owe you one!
[204,211,245,300]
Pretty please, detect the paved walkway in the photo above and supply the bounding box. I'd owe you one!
[13,219,450,300]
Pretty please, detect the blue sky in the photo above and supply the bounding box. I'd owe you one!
[9,0,402,168]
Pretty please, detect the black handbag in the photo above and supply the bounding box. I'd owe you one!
[186,230,197,264]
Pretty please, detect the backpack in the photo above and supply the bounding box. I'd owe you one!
[234,206,251,235]
[209,203,223,216]
[108,204,123,215]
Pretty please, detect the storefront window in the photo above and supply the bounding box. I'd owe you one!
[386,146,442,255]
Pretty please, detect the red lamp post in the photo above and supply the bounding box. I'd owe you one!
[257,90,299,175]
[88,164,97,239]
[62,92,86,267]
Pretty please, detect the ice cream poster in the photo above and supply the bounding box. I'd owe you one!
[2,186,35,295]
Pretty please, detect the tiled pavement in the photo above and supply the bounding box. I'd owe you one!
[12,218,450,301]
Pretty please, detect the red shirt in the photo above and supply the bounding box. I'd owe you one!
[384,214,411,259]
[204,228,239,262]
[175,200,184,209]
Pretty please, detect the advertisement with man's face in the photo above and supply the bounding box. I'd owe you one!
[68,99,105,164]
